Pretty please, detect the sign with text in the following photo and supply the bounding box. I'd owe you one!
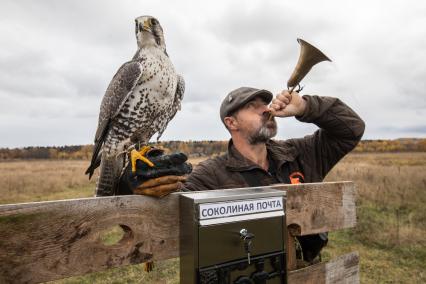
[199,197,284,220]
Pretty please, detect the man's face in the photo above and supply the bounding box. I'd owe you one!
[231,97,278,144]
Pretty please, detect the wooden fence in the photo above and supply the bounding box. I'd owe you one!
[0,181,359,283]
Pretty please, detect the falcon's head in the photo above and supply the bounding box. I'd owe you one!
[135,16,167,53]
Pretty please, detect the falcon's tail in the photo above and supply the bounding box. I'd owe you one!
[95,154,123,196]
[86,119,111,179]
[85,151,102,179]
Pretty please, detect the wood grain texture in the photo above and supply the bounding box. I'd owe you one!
[0,181,355,283]
[278,181,356,236]
[0,196,179,283]
[286,230,297,271]
[288,252,359,284]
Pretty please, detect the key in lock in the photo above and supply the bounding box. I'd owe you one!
[239,228,255,264]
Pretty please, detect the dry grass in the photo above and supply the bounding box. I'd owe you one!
[0,160,96,205]
[326,152,426,246]
[1,153,425,283]
[323,152,426,283]
[0,157,207,205]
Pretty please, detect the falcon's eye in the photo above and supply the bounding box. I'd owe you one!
[150,18,158,25]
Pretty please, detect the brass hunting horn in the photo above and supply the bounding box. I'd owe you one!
[269,38,331,119]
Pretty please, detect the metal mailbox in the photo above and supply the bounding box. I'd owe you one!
[180,187,287,284]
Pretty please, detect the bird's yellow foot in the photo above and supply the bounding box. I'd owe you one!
[131,146,155,173]
[144,261,154,272]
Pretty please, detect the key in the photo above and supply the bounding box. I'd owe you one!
[239,229,255,264]
[244,240,252,264]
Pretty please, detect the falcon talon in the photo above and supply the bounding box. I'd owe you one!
[131,149,155,173]
[139,145,152,155]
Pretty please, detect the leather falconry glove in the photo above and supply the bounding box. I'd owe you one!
[118,147,192,197]
[133,175,187,197]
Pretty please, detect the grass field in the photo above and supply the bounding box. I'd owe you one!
[0,153,425,283]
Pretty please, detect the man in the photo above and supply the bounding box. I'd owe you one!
[183,87,365,192]
[132,86,364,262]
[183,86,365,263]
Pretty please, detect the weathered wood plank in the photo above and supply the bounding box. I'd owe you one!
[288,252,359,284]
[280,181,356,236]
[286,230,297,271]
[0,196,180,284]
[0,181,355,283]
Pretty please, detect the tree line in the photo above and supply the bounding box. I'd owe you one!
[0,139,425,160]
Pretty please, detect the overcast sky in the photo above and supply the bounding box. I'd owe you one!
[0,0,425,147]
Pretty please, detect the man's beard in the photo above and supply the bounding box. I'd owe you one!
[247,116,277,145]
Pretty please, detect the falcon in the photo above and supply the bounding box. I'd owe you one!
[86,16,185,197]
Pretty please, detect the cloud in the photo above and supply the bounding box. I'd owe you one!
[0,0,425,147]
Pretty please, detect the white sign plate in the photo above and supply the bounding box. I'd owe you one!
[199,197,283,220]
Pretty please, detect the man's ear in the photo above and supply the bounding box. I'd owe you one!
[224,116,238,131]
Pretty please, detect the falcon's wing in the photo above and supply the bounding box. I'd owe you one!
[86,61,142,178]
[174,74,185,107]
[156,74,185,140]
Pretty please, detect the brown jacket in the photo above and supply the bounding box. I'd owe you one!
[183,95,365,191]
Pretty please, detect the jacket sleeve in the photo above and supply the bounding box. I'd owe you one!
[288,95,365,180]
[181,160,219,191]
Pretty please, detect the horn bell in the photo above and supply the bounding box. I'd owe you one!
[287,38,332,89]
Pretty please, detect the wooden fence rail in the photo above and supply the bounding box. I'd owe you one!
[0,181,358,283]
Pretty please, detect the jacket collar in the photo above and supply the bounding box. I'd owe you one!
[225,139,298,171]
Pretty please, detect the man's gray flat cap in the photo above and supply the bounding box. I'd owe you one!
[220,87,273,123]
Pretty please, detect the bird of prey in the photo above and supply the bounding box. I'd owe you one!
[86,16,185,197]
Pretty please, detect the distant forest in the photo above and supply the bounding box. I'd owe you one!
[0,139,425,160]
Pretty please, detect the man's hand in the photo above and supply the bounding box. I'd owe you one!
[133,175,187,198]
[269,90,306,117]
[118,150,192,197]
